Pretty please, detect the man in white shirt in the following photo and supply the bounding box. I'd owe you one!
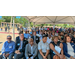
[38,34,50,59]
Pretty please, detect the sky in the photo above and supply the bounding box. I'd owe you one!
[0,16,21,18]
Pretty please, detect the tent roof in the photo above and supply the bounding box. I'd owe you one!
[22,16,75,25]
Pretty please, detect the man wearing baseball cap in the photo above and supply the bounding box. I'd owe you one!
[0,35,15,59]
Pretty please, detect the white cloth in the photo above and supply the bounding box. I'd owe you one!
[53,46,61,54]
[67,43,74,57]
[47,37,52,44]
[38,41,50,53]
[31,46,33,54]
[29,44,33,59]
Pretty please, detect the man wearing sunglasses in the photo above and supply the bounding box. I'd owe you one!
[0,35,15,59]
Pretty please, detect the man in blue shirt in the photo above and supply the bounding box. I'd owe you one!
[0,35,15,59]
[24,31,30,39]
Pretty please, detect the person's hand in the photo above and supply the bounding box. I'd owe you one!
[28,58,31,59]
[43,56,47,59]
[3,53,5,56]
[59,55,64,59]
[15,50,20,53]
[70,56,75,59]
[5,53,9,57]
[16,52,21,54]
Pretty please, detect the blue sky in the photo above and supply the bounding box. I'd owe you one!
[0,16,21,18]
[0,16,2,18]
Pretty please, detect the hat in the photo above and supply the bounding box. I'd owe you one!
[7,35,11,38]
[30,32,32,34]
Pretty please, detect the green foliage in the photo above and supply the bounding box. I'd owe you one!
[2,16,11,22]
[30,22,33,27]
[55,24,74,28]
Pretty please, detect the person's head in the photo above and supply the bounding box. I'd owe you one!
[19,33,24,41]
[33,31,36,36]
[73,34,75,38]
[52,32,55,36]
[40,30,42,34]
[64,33,68,37]
[30,32,33,36]
[19,31,23,35]
[60,32,64,36]
[20,26,22,28]
[74,31,75,34]
[28,38,34,46]
[66,36,71,43]
[58,35,61,40]
[55,33,58,36]
[27,31,29,33]
[48,34,51,38]
[42,35,47,43]
[52,36,58,43]
[7,35,12,42]
[25,31,27,34]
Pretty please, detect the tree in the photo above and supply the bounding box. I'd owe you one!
[2,16,11,22]
[30,22,33,27]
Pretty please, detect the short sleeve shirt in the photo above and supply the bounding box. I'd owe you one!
[38,41,50,53]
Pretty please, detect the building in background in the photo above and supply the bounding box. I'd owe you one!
[0,22,22,28]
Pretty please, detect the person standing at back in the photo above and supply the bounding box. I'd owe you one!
[24,31,30,40]
[31,31,40,44]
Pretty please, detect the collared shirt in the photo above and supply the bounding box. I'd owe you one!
[38,40,50,53]
[1,41,15,54]
[30,44,33,55]
[24,33,30,39]
[18,41,23,50]
[47,37,52,44]
[27,44,34,59]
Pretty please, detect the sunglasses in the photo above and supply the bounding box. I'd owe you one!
[7,38,11,39]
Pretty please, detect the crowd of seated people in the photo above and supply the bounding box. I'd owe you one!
[1,26,75,59]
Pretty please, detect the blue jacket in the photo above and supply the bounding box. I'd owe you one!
[63,43,75,58]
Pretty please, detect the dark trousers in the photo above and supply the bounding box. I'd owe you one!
[0,52,14,59]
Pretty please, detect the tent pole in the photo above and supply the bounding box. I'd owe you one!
[28,22,30,31]
[53,25,55,29]
[13,16,15,41]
